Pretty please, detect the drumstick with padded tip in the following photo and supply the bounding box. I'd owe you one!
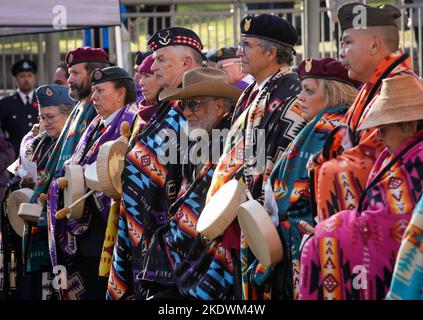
[58,177,68,189]
[39,193,47,205]
[55,189,95,220]
[120,121,131,138]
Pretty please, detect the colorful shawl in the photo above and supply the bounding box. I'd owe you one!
[266,104,349,300]
[206,70,305,300]
[107,100,186,300]
[310,51,415,223]
[131,114,234,300]
[386,195,423,300]
[299,130,423,300]
[30,99,97,203]
[47,105,136,300]
[98,102,157,278]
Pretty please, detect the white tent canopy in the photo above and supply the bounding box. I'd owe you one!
[0,0,121,36]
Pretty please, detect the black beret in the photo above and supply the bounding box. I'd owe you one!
[91,66,132,85]
[214,47,238,63]
[148,27,203,54]
[240,14,298,50]
[36,85,75,108]
[11,59,37,76]
[338,2,401,32]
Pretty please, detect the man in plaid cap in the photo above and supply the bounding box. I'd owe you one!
[108,26,204,300]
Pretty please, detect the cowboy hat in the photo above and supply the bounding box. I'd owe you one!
[359,75,423,130]
[159,67,242,102]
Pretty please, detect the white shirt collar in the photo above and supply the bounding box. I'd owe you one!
[17,89,34,104]
[101,108,122,127]
[256,75,273,91]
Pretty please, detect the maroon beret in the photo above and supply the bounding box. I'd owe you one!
[138,54,154,75]
[65,46,110,68]
[297,58,361,88]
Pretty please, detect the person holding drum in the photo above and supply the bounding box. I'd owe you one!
[108,27,204,300]
[1,85,74,300]
[48,66,137,300]
[134,67,241,299]
[299,75,423,300]
[199,14,305,300]
[262,58,358,299]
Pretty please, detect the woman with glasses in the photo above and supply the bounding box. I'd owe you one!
[2,85,74,300]
[299,75,423,300]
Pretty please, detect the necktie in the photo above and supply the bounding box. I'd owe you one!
[25,95,30,106]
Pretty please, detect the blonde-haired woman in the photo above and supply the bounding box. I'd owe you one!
[246,58,360,300]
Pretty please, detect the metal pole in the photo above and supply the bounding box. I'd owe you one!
[303,0,320,59]
[46,32,60,83]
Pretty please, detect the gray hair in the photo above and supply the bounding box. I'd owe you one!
[58,104,74,115]
[258,38,294,65]
[173,45,204,67]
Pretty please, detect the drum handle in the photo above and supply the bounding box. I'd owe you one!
[55,189,95,220]
[245,189,254,201]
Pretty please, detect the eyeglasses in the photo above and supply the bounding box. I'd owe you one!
[178,98,216,113]
[37,114,58,124]
[238,40,261,54]
[217,61,241,70]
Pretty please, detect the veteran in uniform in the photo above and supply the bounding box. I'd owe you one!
[0,59,38,156]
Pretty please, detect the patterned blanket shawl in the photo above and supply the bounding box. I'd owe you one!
[266,104,349,299]
[310,51,416,222]
[47,105,136,300]
[206,70,305,300]
[299,130,423,300]
[107,100,186,300]
[386,195,423,300]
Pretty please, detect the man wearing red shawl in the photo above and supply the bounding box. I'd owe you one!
[310,3,418,223]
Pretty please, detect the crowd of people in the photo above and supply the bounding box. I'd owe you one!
[0,2,422,300]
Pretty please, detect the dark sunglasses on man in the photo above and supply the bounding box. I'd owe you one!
[178,98,216,113]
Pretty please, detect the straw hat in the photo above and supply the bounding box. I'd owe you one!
[159,67,242,102]
[359,75,423,130]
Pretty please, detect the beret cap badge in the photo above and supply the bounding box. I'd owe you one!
[45,88,53,97]
[158,30,172,46]
[305,59,313,73]
[244,18,252,32]
[216,49,224,58]
[68,53,73,64]
[94,70,102,81]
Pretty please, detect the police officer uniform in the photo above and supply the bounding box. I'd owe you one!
[0,59,38,156]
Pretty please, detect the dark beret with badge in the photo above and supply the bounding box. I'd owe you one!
[91,66,133,85]
[65,46,110,68]
[337,2,401,32]
[36,85,75,108]
[147,27,203,54]
[240,14,298,53]
[297,58,361,88]
[11,59,37,76]
[214,47,238,63]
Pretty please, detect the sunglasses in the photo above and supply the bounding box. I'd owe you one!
[178,98,216,113]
